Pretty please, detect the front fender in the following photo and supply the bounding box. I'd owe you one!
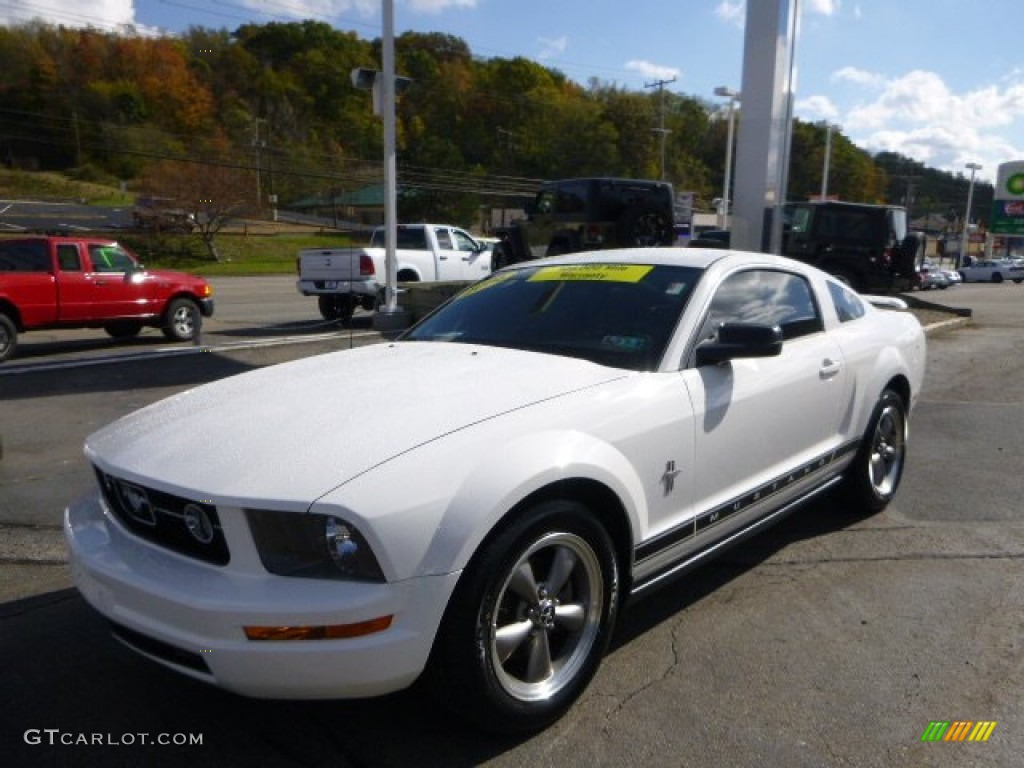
[319,427,647,583]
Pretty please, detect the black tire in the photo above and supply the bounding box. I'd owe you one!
[161,297,201,341]
[0,313,17,363]
[619,206,673,247]
[491,242,511,270]
[992,272,1004,283]
[104,321,143,339]
[1014,279,1023,284]
[958,270,967,282]
[317,295,356,324]
[839,389,908,514]
[429,500,620,734]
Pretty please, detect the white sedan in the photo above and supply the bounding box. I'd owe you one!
[958,258,1024,283]
[65,249,926,733]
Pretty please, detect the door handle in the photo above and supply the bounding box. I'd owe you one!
[819,358,841,379]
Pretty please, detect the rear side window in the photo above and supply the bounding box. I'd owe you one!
[0,240,50,272]
[828,281,866,322]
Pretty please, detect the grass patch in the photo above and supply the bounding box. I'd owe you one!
[121,231,359,276]
[0,168,132,207]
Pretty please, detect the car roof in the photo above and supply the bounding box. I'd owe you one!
[514,246,808,274]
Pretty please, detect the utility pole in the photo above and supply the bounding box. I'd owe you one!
[251,117,266,211]
[645,77,676,180]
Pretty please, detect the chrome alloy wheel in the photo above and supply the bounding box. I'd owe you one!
[489,531,604,703]
[170,303,196,338]
[868,401,906,498]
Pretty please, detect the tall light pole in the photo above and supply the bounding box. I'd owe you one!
[960,162,982,267]
[819,121,837,200]
[714,86,740,228]
[646,76,677,180]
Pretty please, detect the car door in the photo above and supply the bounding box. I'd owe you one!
[450,227,491,280]
[681,268,848,538]
[79,243,149,320]
[431,227,465,281]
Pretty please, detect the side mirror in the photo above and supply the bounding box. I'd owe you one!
[695,322,783,366]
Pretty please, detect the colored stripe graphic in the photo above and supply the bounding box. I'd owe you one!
[920,721,996,742]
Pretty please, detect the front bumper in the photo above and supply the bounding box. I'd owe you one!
[198,297,215,317]
[64,493,459,699]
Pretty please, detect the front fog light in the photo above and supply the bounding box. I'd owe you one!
[247,509,385,582]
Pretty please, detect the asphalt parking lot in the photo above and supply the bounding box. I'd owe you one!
[0,280,1021,767]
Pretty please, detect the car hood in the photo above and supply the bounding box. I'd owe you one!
[85,342,626,507]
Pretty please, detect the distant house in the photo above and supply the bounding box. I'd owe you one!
[292,183,385,226]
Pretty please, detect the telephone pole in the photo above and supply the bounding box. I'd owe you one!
[645,77,676,180]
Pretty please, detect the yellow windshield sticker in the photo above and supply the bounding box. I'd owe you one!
[528,264,653,283]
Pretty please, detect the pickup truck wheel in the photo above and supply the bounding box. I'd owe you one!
[104,321,143,339]
[162,298,200,341]
[0,314,17,363]
[429,500,619,733]
[991,273,1004,283]
[318,295,356,324]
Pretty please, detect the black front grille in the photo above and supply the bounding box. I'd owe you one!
[95,467,230,566]
[109,621,211,675]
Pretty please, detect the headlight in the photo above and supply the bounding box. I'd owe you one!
[247,509,385,582]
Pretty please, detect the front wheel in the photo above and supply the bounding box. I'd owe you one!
[992,272,1004,283]
[162,298,201,341]
[839,389,908,514]
[0,313,17,363]
[429,500,619,733]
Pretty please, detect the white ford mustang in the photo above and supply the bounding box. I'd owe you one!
[65,248,926,732]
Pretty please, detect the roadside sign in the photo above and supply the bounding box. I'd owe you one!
[990,161,1024,235]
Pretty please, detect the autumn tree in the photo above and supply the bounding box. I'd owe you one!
[139,145,254,261]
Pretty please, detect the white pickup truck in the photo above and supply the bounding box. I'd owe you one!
[297,223,493,322]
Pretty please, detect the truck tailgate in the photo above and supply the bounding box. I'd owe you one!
[298,249,366,281]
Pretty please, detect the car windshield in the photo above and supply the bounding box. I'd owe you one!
[403,263,702,371]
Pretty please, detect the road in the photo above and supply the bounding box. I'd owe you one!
[0,280,1022,767]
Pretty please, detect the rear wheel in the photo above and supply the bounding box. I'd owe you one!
[429,500,619,733]
[104,321,143,339]
[317,295,356,324]
[839,389,907,514]
[0,313,17,363]
[162,298,201,341]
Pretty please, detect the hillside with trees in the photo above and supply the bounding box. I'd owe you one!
[0,19,994,238]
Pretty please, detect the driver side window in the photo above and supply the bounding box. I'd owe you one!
[697,269,823,345]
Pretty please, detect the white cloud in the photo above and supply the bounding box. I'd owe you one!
[795,94,840,121]
[805,0,841,15]
[832,66,886,88]
[536,35,568,61]
[625,60,681,83]
[715,1,744,27]
[827,69,1024,178]
[405,0,477,12]
[0,0,139,30]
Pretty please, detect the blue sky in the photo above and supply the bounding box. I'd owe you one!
[3,0,1023,183]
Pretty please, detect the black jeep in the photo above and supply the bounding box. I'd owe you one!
[781,201,921,294]
[492,177,678,268]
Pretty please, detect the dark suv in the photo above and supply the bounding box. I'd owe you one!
[492,177,677,268]
[781,201,920,293]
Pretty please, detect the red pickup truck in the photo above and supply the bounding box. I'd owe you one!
[0,236,214,362]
